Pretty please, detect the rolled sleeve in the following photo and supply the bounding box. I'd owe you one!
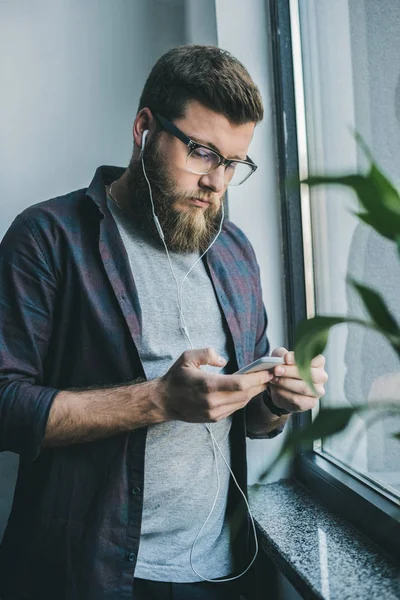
[1,380,58,461]
[0,214,59,461]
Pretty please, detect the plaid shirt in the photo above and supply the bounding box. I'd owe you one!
[0,166,284,600]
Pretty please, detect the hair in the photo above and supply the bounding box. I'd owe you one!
[137,45,264,125]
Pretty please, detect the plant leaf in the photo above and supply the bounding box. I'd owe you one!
[393,432,400,441]
[303,174,373,214]
[294,316,369,392]
[257,407,358,484]
[304,173,400,242]
[350,279,400,336]
[369,162,400,216]
[286,407,357,449]
[356,212,399,241]
[256,401,400,485]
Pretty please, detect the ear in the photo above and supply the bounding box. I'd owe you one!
[133,108,155,151]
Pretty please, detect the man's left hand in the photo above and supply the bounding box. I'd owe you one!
[268,347,328,413]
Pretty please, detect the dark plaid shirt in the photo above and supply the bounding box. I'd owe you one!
[0,166,284,600]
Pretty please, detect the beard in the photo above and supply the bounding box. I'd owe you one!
[125,135,224,254]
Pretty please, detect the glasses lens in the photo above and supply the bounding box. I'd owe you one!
[225,162,253,186]
[187,146,220,174]
[186,146,254,186]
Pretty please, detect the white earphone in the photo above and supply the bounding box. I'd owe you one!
[139,138,257,583]
[141,129,149,153]
[140,129,164,240]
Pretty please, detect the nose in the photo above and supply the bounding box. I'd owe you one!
[199,165,226,194]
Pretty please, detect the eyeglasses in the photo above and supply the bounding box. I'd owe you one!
[155,114,258,186]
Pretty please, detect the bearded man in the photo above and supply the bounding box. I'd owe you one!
[0,45,327,600]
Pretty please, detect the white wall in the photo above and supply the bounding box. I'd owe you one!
[0,0,289,540]
[0,0,187,541]
[184,0,217,46]
[0,0,185,238]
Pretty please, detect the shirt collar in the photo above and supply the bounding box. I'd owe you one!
[85,165,125,215]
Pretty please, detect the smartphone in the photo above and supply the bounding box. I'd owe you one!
[236,356,284,374]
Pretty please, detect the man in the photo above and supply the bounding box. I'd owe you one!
[0,45,327,599]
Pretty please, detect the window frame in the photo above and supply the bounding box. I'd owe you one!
[269,0,400,562]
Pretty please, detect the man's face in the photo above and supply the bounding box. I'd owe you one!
[126,101,255,253]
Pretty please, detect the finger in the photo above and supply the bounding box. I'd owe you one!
[272,350,325,369]
[180,347,227,369]
[208,387,268,420]
[270,386,318,412]
[210,402,246,422]
[273,364,328,384]
[273,364,303,380]
[271,377,325,398]
[310,354,326,367]
[210,371,274,393]
[283,351,296,365]
[271,347,288,358]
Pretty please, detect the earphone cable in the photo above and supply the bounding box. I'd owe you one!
[140,147,258,582]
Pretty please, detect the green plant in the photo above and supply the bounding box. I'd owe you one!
[259,139,400,481]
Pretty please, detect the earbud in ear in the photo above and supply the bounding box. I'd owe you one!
[141,130,149,151]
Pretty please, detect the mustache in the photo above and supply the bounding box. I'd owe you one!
[177,190,222,206]
[181,191,213,201]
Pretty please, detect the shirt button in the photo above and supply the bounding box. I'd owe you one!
[131,486,141,495]
[127,552,136,562]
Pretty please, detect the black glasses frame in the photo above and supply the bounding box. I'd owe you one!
[155,113,258,185]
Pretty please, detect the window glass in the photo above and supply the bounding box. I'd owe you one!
[298,0,400,497]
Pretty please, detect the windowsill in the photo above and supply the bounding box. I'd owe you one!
[248,479,400,599]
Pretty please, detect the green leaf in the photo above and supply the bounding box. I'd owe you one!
[304,171,400,242]
[257,407,359,484]
[350,279,400,336]
[393,432,400,441]
[286,407,357,449]
[303,174,373,214]
[256,402,400,485]
[294,316,367,392]
[369,162,400,216]
[356,212,399,241]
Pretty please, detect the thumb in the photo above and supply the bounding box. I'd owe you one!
[182,347,227,369]
[271,347,288,358]
[272,347,295,365]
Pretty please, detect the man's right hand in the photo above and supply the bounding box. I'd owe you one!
[156,347,274,424]
[45,348,273,447]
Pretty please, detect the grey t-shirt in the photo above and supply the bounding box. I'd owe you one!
[108,198,235,582]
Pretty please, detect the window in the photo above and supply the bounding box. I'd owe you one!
[299,0,400,497]
[270,0,400,559]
